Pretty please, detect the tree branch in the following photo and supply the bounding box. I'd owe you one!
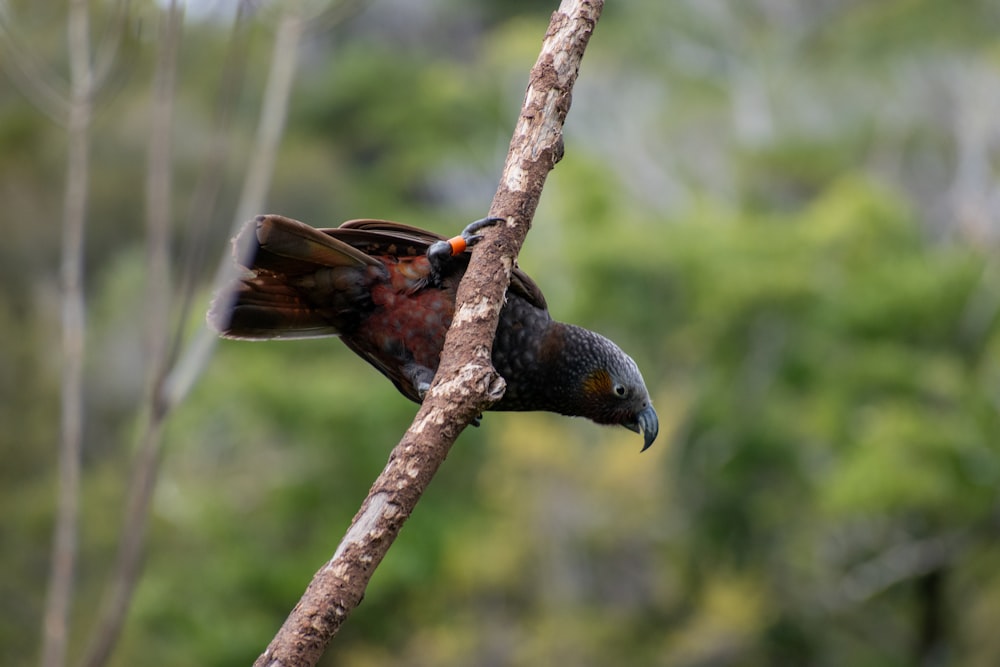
[252,2,604,665]
[81,5,305,666]
[77,4,183,667]
[41,1,92,665]
[162,3,305,408]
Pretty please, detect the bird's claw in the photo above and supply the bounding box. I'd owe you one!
[404,362,436,402]
[414,380,483,428]
[427,216,504,284]
[460,216,503,246]
[415,382,431,401]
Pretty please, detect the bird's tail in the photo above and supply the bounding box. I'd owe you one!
[208,215,381,340]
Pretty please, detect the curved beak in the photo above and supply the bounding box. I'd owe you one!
[625,404,659,452]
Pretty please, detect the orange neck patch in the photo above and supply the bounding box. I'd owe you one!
[582,368,612,397]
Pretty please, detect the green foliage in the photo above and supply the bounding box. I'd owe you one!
[2,2,999,666]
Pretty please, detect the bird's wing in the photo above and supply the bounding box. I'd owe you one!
[250,214,382,273]
[329,219,548,311]
[332,219,448,255]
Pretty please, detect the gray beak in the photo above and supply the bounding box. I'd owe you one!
[625,404,659,452]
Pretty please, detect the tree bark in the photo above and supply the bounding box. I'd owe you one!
[252,1,604,666]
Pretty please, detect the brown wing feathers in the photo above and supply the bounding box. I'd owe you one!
[210,214,549,339]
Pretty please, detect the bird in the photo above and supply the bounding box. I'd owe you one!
[208,214,658,451]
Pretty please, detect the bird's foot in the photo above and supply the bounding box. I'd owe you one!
[411,377,483,428]
[403,361,485,428]
[403,362,436,402]
[415,381,431,401]
[427,216,504,283]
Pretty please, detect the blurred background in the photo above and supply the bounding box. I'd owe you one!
[3,0,1000,665]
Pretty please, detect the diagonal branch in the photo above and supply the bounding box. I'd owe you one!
[162,3,305,408]
[252,2,604,666]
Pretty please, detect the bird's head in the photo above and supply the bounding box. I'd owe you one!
[553,326,659,451]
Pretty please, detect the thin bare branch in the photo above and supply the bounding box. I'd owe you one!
[0,6,70,122]
[252,2,604,665]
[163,3,305,409]
[232,9,304,226]
[76,4,183,667]
[146,2,181,396]
[90,0,131,93]
[79,5,304,665]
[168,0,254,372]
[0,0,130,124]
[40,0,92,665]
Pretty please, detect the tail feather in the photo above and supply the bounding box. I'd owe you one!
[209,215,379,340]
[210,272,344,340]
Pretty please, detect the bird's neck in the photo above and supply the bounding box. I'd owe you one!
[492,319,594,415]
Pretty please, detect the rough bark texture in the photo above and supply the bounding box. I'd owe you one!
[252,2,603,666]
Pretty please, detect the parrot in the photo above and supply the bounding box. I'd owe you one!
[209,215,658,451]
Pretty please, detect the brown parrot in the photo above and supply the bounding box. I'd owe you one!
[209,215,658,450]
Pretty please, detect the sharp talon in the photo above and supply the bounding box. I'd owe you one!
[403,361,436,402]
[426,217,503,284]
[463,216,503,242]
[445,217,503,257]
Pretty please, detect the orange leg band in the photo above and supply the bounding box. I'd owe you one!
[447,236,467,255]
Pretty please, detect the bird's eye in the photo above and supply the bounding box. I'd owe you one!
[614,383,627,398]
